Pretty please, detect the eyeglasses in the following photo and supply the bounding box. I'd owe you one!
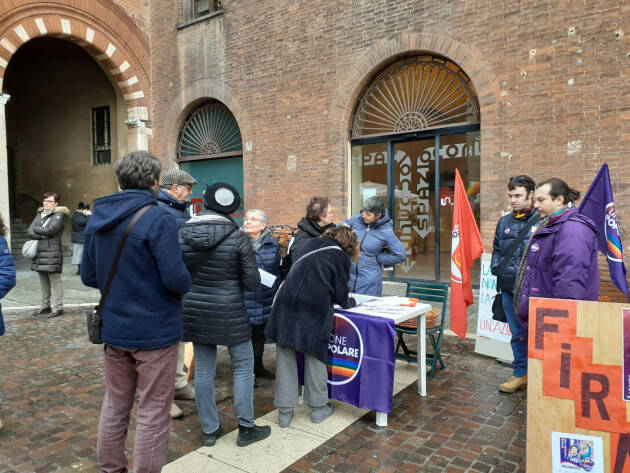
[244,216,264,223]
[43,199,56,203]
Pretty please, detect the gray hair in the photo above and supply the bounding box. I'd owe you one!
[115,151,161,190]
[246,209,268,226]
[363,196,386,217]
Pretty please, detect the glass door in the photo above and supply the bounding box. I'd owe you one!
[351,128,481,282]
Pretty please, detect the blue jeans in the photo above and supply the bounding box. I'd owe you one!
[502,291,528,377]
[193,341,255,434]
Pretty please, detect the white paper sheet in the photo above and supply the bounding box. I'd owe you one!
[258,268,277,288]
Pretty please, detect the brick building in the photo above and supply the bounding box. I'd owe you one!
[0,0,628,295]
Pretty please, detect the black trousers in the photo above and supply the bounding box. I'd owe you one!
[251,323,266,357]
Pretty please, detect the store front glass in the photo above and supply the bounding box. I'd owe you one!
[350,55,480,283]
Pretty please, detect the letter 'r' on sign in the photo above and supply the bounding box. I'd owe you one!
[528,298,578,360]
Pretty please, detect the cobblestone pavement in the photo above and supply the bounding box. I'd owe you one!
[0,307,526,473]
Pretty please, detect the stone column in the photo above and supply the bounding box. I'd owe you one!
[125,118,152,152]
[0,93,11,247]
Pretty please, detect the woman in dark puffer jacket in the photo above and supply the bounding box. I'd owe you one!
[28,191,69,318]
[242,209,281,381]
[179,183,271,448]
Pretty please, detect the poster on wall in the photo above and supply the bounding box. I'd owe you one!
[476,253,511,343]
[624,308,630,401]
[551,432,604,473]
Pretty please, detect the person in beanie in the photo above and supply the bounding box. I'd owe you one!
[242,209,281,384]
[491,175,539,393]
[81,151,192,472]
[158,167,198,419]
[179,183,271,448]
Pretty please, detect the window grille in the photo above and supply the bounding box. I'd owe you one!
[178,101,242,161]
[92,106,111,165]
[351,56,480,138]
[195,0,210,17]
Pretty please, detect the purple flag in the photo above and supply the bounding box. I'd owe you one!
[579,163,630,301]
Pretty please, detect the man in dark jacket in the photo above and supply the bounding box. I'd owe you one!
[158,167,198,418]
[81,151,192,472]
[490,175,539,393]
[179,182,271,448]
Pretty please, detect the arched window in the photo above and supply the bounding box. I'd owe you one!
[351,56,479,138]
[350,55,481,282]
[177,101,242,161]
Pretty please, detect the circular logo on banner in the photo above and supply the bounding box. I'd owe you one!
[327,313,364,385]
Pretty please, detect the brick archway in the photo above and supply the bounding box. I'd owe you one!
[0,1,151,122]
[332,31,500,144]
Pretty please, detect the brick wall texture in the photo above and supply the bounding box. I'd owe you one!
[2,0,629,300]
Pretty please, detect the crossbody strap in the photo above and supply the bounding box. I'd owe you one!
[496,214,540,287]
[98,204,154,311]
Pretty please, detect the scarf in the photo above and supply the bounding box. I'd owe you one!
[245,227,270,252]
[513,201,535,220]
[41,207,56,219]
[512,215,549,313]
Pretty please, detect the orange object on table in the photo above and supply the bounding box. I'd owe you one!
[399,297,418,307]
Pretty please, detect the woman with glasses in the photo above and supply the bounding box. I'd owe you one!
[27,192,69,318]
[242,209,282,382]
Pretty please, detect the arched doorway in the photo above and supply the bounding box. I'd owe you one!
[3,37,128,252]
[350,55,481,282]
[177,100,244,224]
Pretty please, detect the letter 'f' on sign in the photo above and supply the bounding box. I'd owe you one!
[535,308,569,351]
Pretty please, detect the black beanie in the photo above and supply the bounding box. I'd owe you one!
[203,182,241,215]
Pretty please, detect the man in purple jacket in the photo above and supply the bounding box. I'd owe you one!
[514,178,600,332]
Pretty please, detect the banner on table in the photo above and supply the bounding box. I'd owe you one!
[299,311,396,414]
[328,311,396,413]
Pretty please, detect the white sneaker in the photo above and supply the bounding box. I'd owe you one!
[170,402,184,419]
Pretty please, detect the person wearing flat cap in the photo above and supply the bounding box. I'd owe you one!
[179,183,271,448]
[158,167,198,419]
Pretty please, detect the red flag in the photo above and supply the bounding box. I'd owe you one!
[450,169,486,339]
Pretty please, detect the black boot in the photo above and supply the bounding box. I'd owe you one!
[254,355,274,379]
[236,424,271,447]
[76,264,81,275]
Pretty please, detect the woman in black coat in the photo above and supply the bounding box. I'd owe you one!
[282,196,335,274]
[179,183,271,448]
[266,226,359,428]
[27,192,69,318]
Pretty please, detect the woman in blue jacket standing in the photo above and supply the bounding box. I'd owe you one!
[242,209,281,381]
[0,214,17,432]
[342,196,406,296]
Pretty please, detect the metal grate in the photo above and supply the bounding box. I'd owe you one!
[351,56,480,138]
[178,101,242,161]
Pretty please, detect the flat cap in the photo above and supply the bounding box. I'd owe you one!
[161,168,198,187]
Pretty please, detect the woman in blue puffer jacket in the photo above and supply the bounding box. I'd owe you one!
[242,209,281,380]
[0,214,17,432]
[342,196,406,296]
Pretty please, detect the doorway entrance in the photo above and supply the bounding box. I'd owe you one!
[350,55,481,282]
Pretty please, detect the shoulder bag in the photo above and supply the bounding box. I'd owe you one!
[492,215,540,322]
[22,218,50,259]
[87,204,154,344]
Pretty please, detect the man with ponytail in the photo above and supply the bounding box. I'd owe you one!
[513,178,600,335]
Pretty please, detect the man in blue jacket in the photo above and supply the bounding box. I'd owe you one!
[81,151,192,472]
[491,175,539,393]
[158,167,198,418]
[342,196,406,296]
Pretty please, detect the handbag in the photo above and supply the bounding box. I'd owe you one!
[22,217,51,259]
[87,204,154,344]
[492,215,540,323]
